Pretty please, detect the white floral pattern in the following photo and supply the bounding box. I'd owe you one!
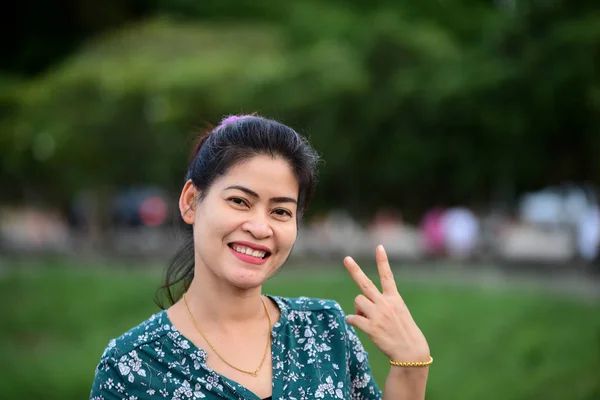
[90,296,382,399]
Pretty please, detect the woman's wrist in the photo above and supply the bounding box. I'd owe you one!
[390,355,433,368]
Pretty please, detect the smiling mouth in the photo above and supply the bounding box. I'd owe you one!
[228,244,271,259]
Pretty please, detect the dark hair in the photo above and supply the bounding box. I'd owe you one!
[155,114,320,308]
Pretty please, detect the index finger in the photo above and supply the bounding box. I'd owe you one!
[375,245,398,295]
[343,256,381,302]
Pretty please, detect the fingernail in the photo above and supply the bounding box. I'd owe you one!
[377,245,384,253]
[345,315,353,322]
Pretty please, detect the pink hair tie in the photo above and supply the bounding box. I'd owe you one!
[216,114,255,130]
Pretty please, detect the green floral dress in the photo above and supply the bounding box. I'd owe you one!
[90,296,383,399]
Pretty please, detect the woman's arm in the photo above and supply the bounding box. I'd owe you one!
[383,365,429,400]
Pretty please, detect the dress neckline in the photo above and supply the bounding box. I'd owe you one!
[161,294,286,400]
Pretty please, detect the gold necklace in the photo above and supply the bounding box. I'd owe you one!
[183,293,272,377]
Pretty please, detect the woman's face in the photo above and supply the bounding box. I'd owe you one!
[181,155,299,290]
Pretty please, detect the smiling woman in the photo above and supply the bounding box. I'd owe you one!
[180,154,300,293]
[89,115,431,400]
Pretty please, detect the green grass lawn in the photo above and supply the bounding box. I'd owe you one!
[0,262,599,399]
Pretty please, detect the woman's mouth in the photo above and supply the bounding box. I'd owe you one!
[227,243,272,265]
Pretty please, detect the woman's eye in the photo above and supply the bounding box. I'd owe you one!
[228,197,248,207]
[273,209,293,218]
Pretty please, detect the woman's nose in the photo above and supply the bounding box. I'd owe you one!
[242,219,273,239]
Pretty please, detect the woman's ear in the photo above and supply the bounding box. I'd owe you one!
[179,180,199,225]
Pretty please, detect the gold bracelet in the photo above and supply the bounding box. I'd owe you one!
[390,356,433,367]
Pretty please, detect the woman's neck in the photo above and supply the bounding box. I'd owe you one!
[184,265,266,327]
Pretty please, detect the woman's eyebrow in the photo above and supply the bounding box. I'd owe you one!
[224,185,297,204]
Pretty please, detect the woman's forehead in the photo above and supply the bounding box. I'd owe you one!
[216,156,299,196]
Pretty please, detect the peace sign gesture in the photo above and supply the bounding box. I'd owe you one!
[344,245,430,363]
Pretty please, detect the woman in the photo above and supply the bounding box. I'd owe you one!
[90,115,431,400]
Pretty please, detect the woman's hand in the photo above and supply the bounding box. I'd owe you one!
[344,245,430,362]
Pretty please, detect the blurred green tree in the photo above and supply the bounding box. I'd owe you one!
[2,0,599,220]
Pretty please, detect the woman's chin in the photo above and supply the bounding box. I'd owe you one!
[228,271,266,289]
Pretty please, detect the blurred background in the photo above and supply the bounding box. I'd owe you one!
[1,0,599,399]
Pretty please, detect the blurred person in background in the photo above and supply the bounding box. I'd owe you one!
[420,207,446,257]
[442,207,479,261]
[577,204,600,262]
[90,115,431,400]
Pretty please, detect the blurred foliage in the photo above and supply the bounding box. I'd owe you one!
[2,0,600,218]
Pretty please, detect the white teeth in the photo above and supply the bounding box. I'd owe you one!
[232,245,266,259]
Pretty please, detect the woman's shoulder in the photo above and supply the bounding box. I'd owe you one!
[271,295,343,311]
[270,295,348,320]
[98,310,170,359]
[91,310,202,398]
